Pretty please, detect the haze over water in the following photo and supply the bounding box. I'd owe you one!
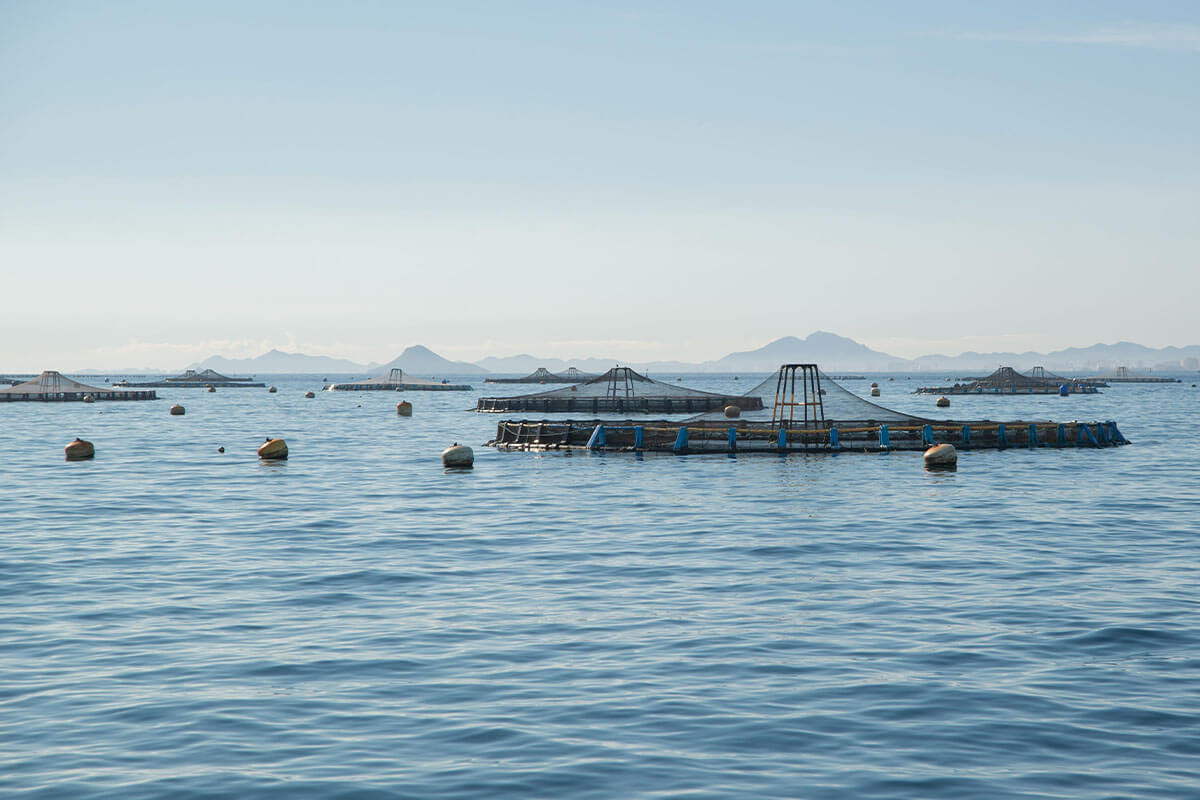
[2,375,1198,798]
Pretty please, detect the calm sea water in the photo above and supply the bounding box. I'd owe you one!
[2,374,1198,799]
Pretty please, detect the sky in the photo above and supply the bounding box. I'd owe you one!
[1,1,1198,370]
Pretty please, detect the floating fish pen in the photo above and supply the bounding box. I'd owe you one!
[489,364,1128,455]
[916,366,1099,395]
[326,368,472,392]
[1087,366,1179,384]
[116,368,264,388]
[476,366,762,414]
[485,367,597,384]
[0,371,157,402]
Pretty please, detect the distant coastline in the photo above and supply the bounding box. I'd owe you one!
[40,332,1200,377]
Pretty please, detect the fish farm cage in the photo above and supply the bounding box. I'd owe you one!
[0,371,157,402]
[326,369,473,392]
[489,364,1129,455]
[116,369,265,388]
[476,366,762,414]
[1087,366,1180,383]
[484,367,597,384]
[916,366,1100,395]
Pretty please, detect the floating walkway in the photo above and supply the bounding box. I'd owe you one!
[0,371,157,402]
[477,366,762,414]
[485,367,596,384]
[916,366,1099,395]
[493,418,1128,453]
[116,368,264,388]
[489,364,1128,455]
[326,368,472,392]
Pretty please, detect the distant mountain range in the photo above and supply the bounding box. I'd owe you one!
[186,345,485,377]
[98,332,1198,376]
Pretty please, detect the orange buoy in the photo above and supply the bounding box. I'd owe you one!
[258,437,288,460]
[65,438,95,461]
[396,401,413,416]
[169,404,186,415]
[304,391,315,398]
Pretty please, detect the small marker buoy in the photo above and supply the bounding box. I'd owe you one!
[82,394,95,403]
[258,437,288,460]
[924,443,957,470]
[936,396,950,408]
[268,386,277,393]
[870,387,881,397]
[169,404,185,415]
[217,446,225,453]
[442,443,474,468]
[1058,384,1069,397]
[65,437,94,461]
[397,400,413,416]
[723,404,741,419]
[207,385,215,392]
[304,391,315,398]
[870,382,879,388]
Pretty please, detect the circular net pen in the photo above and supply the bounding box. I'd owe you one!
[476,366,764,414]
[686,364,927,428]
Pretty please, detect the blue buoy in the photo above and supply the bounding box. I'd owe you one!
[1058,384,1069,396]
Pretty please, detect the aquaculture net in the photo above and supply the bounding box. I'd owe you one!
[687,370,926,425]
[484,367,740,402]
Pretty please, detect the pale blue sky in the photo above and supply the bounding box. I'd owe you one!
[1,1,1197,369]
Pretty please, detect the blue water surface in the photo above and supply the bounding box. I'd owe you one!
[1,374,1198,799]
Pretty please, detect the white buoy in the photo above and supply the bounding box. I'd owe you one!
[870,387,881,397]
[924,443,958,469]
[442,443,474,468]
[723,405,741,419]
[82,394,95,403]
[268,386,277,393]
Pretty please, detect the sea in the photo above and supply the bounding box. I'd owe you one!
[2,373,1198,799]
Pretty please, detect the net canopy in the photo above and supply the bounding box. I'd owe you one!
[687,368,926,425]
[950,367,1061,391]
[477,366,763,413]
[0,371,102,395]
